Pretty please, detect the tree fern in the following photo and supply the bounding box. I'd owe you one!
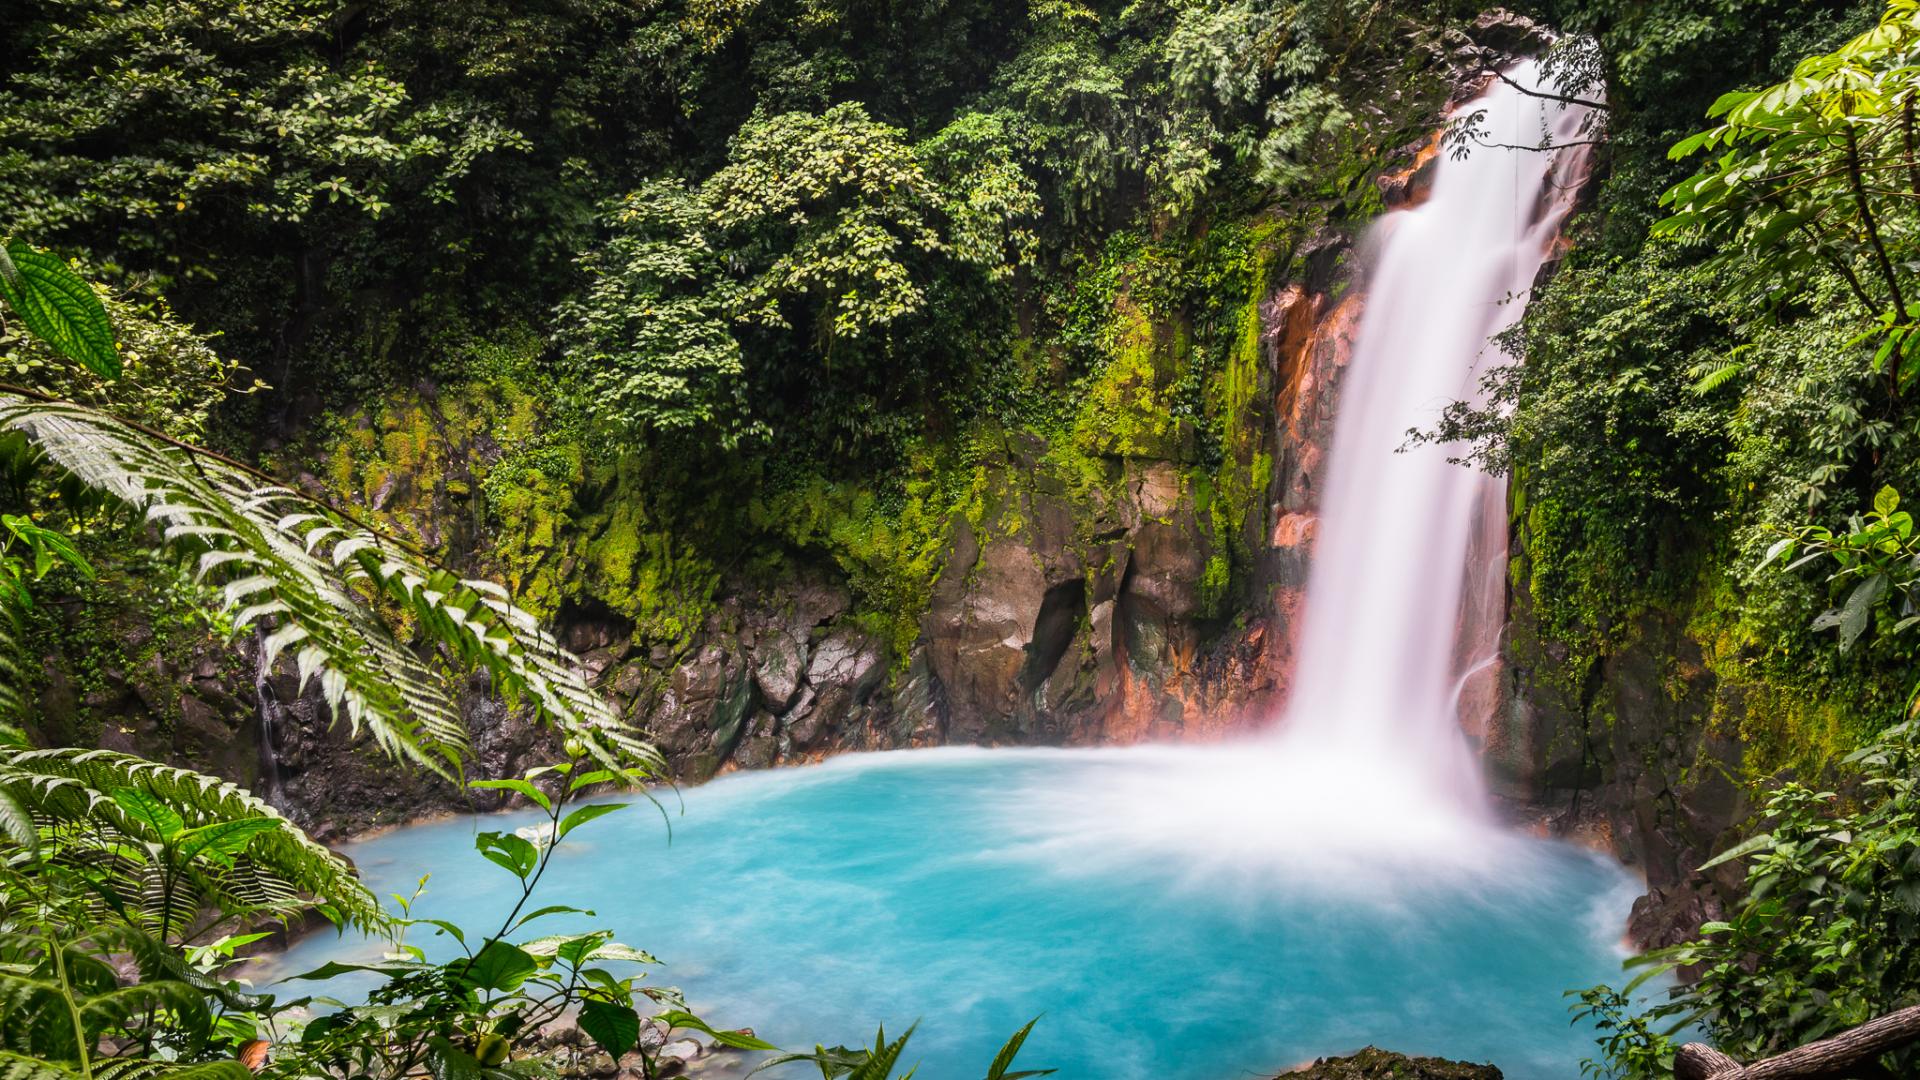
[0,922,252,1080]
[0,394,657,781]
[1688,345,1753,396]
[0,748,380,933]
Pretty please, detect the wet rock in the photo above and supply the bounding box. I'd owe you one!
[1496,590,1751,948]
[557,1051,620,1078]
[1468,9,1554,56]
[1276,1047,1502,1079]
[751,634,807,712]
[795,630,886,751]
[734,710,781,770]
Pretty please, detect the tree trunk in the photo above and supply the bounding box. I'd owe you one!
[1675,1005,1920,1079]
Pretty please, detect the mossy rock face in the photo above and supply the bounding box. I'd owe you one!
[1275,1046,1501,1079]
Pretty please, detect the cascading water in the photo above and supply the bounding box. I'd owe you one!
[1001,62,1598,879]
[1263,57,1597,822]
[277,64,1645,1080]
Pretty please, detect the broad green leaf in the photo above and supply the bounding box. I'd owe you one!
[412,918,468,945]
[657,1009,779,1051]
[0,243,119,380]
[569,768,618,791]
[425,1035,484,1080]
[1761,536,1796,567]
[1699,832,1776,872]
[475,831,540,880]
[511,904,594,931]
[556,932,610,969]
[1838,572,1891,650]
[589,941,660,964]
[578,998,641,1059]
[468,777,552,812]
[461,941,537,993]
[285,959,435,981]
[556,802,625,840]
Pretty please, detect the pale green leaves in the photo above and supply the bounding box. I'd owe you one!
[707,103,947,340]
[0,243,117,381]
[1697,831,1778,872]
[557,104,1042,450]
[553,180,756,446]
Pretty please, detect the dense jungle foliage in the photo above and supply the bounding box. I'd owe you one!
[7,0,1920,1075]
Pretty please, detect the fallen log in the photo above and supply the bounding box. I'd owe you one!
[1674,1005,1920,1079]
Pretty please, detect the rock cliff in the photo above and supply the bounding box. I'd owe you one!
[23,10,1739,953]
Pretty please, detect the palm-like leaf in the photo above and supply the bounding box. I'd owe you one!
[95,1063,251,1080]
[0,1050,82,1080]
[0,395,657,781]
[0,924,253,1080]
[0,790,31,852]
[0,748,380,931]
[0,611,29,728]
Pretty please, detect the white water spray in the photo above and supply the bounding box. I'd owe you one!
[1005,62,1598,886]
[1275,58,1597,819]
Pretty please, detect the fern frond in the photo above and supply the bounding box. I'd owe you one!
[0,973,82,1063]
[1689,359,1745,394]
[0,748,380,931]
[0,594,29,729]
[0,1050,82,1080]
[76,982,211,1045]
[95,1061,250,1080]
[0,395,658,780]
[0,789,32,852]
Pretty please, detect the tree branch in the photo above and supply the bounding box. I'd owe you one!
[1477,64,1610,112]
[1676,1005,1920,1079]
[1843,125,1909,393]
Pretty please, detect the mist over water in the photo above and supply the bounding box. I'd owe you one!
[275,65,1640,1079]
[1004,61,1599,879]
[275,750,1643,1080]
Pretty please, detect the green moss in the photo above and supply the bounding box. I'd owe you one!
[1198,553,1232,618]
[1069,297,1187,461]
[754,439,987,670]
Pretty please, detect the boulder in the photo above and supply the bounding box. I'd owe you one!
[1277,1047,1502,1079]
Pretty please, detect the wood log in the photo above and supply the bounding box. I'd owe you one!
[1675,1043,1741,1080]
[1673,1005,1920,1079]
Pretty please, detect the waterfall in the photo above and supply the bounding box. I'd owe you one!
[1003,63,1598,886]
[1271,59,1598,822]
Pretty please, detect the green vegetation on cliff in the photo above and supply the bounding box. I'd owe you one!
[2,0,1490,683]
[15,0,1920,1074]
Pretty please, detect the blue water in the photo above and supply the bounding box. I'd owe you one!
[268,747,1644,1079]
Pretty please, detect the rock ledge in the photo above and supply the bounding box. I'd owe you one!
[1275,1046,1503,1079]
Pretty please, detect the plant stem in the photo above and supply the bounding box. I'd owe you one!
[1844,124,1909,394]
[49,931,96,1080]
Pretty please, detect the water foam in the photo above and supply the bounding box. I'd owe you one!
[996,61,1598,888]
